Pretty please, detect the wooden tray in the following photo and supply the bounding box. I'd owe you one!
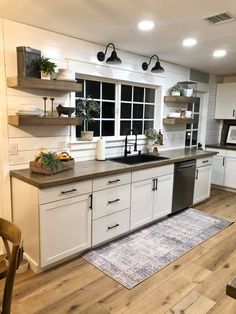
[30,159,75,175]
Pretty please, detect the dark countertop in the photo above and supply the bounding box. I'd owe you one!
[10,149,217,189]
[206,144,236,151]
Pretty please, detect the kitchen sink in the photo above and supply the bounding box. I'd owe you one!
[109,154,169,165]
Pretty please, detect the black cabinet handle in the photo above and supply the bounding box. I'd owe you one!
[233,109,235,117]
[202,160,209,164]
[196,169,199,180]
[152,179,156,191]
[61,188,77,194]
[89,194,93,210]
[108,223,119,230]
[223,157,225,166]
[155,178,158,191]
[107,198,120,204]
[108,179,120,184]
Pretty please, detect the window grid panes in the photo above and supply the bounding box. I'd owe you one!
[120,84,155,135]
[185,102,199,148]
[75,79,115,137]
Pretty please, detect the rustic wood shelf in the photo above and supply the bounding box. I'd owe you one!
[8,115,82,126]
[7,77,82,93]
[163,117,198,125]
[164,96,200,104]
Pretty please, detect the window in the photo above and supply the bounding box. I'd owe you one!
[185,102,200,148]
[120,85,155,135]
[75,79,115,137]
[75,78,156,138]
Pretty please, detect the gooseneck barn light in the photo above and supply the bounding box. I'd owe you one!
[142,55,164,73]
[97,43,122,64]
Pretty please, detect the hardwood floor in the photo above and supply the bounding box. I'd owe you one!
[2,188,236,313]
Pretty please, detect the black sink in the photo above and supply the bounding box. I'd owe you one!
[109,154,169,165]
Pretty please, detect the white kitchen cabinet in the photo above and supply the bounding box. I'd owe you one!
[40,194,91,267]
[130,165,174,230]
[130,179,153,229]
[215,83,236,119]
[224,151,236,189]
[153,174,174,220]
[193,164,212,204]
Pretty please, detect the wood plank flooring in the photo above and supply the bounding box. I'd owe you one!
[1,188,236,313]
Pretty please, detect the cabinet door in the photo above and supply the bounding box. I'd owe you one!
[153,174,174,220]
[40,194,91,267]
[224,157,236,188]
[215,83,236,119]
[130,179,153,230]
[193,166,212,204]
[211,156,225,186]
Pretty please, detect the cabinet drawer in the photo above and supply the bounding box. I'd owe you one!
[92,209,130,245]
[132,164,174,182]
[227,150,236,158]
[93,172,131,191]
[196,157,212,168]
[93,184,130,220]
[39,180,92,204]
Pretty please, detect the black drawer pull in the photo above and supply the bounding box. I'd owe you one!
[108,198,120,204]
[108,223,119,230]
[202,160,209,164]
[108,179,121,184]
[196,169,199,180]
[61,188,77,194]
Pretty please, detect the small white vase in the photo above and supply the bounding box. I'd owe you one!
[80,131,94,141]
[41,71,51,80]
[183,89,193,97]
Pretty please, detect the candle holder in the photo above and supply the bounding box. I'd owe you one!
[42,97,47,116]
[50,97,55,116]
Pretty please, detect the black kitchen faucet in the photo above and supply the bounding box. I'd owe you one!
[124,129,138,157]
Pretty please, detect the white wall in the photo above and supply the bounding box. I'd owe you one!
[0,18,220,218]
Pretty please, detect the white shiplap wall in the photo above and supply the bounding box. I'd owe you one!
[0,18,221,218]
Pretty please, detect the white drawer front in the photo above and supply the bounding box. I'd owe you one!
[93,185,130,220]
[132,164,174,182]
[92,209,130,245]
[93,172,131,191]
[196,157,212,168]
[39,180,92,204]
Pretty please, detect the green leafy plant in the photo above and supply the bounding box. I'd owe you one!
[170,83,184,93]
[31,56,57,75]
[75,96,100,131]
[39,151,62,171]
[145,128,163,145]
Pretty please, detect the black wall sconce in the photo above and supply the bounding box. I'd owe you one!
[97,43,122,64]
[142,55,164,73]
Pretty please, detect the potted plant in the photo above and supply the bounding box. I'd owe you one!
[31,56,57,80]
[145,128,163,154]
[75,97,100,141]
[170,83,184,96]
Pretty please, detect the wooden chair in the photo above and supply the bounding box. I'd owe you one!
[0,218,23,314]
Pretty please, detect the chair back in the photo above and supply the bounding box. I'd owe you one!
[0,218,22,314]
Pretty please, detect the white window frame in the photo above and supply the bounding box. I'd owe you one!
[71,74,159,143]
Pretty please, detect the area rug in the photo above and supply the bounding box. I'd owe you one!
[83,208,233,289]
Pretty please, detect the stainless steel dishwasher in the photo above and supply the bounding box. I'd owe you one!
[172,159,196,214]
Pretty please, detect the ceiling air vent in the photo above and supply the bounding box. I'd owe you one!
[203,12,235,25]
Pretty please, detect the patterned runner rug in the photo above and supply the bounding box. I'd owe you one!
[83,208,232,289]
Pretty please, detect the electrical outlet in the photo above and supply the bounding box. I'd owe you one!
[10,143,18,155]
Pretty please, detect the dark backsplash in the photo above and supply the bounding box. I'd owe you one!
[220,120,236,145]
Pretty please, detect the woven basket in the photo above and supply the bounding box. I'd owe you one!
[30,159,75,175]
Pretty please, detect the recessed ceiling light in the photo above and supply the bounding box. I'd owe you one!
[213,49,227,57]
[182,38,197,47]
[138,20,155,31]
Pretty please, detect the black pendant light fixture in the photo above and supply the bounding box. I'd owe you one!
[142,55,164,73]
[97,43,122,64]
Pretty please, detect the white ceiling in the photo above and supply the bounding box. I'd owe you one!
[1,0,236,75]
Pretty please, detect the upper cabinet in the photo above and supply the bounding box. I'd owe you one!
[215,82,236,119]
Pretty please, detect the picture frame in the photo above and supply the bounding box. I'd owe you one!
[225,124,236,145]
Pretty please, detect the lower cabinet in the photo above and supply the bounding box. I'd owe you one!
[40,194,91,267]
[224,157,236,189]
[193,164,212,204]
[130,165,174,230]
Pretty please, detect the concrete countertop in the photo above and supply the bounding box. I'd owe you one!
[10,148,217,189]
[206,144,236,151]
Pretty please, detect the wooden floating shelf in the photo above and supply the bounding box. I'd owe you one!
[8,115,82,126]
[7,77,82,93]
[163,117,198,125]
[164,96,200,104]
